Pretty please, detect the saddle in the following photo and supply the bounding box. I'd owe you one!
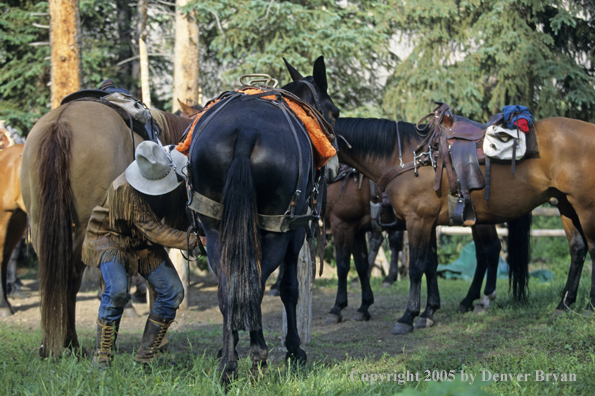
[417,102,500,226]
[60,82,159,143]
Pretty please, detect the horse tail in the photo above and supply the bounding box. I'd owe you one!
[36,114,75,356]
[507,212,532,301]
[219,156,262,331]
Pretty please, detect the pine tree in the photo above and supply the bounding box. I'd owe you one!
[382,0,595,123]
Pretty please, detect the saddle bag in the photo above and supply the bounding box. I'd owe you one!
[483,125,526,160]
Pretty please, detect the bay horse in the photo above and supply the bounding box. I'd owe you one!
[324,159,530,326]
[0,144,27,317]
[188,57,339,383]
[20,101,193,357]
[334,116,571,334]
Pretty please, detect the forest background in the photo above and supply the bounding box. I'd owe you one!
[1,0,594,137]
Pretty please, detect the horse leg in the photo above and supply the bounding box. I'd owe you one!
[553,200,587,315]
[325,225,354,324]
[64,256,87,354]
[1,211,27,316]
[268,262,284,297]
[415,229,440,329]
[382,230,404,287]
[458,225,500,313]
[352,231,374,321]
[279,235,307,366]
[392,217,434,335]
[367,231,384,278]
[122,275,139,318]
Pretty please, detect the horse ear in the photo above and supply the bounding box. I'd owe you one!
[283,57,304,82]
[177,99,196,117]
[312,56,328,93]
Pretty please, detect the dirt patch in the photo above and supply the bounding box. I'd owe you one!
[0,263,463,365]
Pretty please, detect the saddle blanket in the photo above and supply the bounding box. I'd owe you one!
[176,87,336,169]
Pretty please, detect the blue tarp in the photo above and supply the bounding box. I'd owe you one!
[437,242,553,282]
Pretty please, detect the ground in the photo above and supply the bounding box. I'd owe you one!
[2,262,417,362]
[2,260,594,395]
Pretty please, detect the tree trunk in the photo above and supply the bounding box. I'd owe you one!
[172,0,199,113]
[49,0,81,109]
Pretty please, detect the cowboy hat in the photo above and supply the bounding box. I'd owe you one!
[126,141,187,196]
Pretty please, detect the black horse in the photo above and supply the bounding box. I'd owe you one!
[187,57,339,383]
[334,117,535,332]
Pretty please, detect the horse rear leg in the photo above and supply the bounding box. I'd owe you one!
[457,225,500,313]
[352,231,374,321]
[279,235,307,366]
[553,199,587,314]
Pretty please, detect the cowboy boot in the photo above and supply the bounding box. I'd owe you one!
[93,317,118,368]
[133,312,174,364]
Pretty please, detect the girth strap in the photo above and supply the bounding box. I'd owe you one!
[188,190,317,233]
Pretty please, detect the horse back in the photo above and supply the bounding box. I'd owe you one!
[21,101,142,242]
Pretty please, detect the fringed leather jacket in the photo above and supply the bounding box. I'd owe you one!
[82,173,196,275]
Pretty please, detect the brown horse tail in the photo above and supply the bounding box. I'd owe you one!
[36,113,75,356]
[507,212,532,301]
[219,156,262,332]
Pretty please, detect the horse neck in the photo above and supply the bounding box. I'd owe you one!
[156,111,193,145]
[337,142,395,183]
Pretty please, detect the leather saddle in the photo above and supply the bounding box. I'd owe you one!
[418,102,503,226]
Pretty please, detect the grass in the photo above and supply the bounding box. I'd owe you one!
[2,269,594,396]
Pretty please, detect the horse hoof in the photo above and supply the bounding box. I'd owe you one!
[0,307,13,317]
[414,317,434,329]
[457,304,472,314]
[473,304,488,314]
[286,349,307,366]
[323,313,342,325]
[123,307,138,318]
[381,281,393,288]
[353,311,371,322]
[391,322,413,335]
[268,288,280,297]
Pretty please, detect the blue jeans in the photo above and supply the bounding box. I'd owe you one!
[98,254,184,322]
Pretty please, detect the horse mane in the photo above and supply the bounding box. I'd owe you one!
[336,118,432,160]
[151,109,193,145]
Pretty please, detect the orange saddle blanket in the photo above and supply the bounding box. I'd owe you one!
[176,87,336,169]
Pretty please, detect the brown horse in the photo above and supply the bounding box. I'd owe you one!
[0,144,27,317]
[20,101,192,357]
[334,116,574,334]
[324,164,530,326]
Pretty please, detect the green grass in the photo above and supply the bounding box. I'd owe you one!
[2,272,594,395]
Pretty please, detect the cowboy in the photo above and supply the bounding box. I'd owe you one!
[82,141,199,368]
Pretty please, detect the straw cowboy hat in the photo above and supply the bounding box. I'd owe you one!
[126,141,187,196]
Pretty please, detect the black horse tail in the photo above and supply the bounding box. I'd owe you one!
[36,112,75,356]
[219,156,262,331]
[507,212,532,301]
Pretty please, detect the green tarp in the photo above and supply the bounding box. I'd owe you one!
[437,242,553,282]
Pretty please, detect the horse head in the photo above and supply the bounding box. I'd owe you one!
[282,56,340,129]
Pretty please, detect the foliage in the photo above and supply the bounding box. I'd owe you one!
[382,0,595,123]
[184,0,396,113]
[0,0,177,135]
[0,1,51,134]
